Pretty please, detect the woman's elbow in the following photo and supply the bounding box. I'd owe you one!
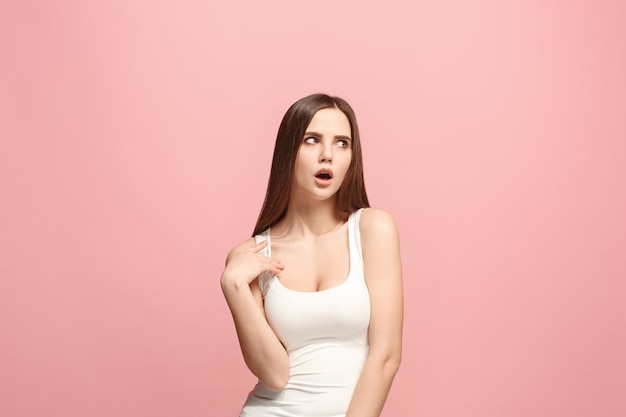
[379,349,402,378]
[261,369,290,391]
[384,351,401,376]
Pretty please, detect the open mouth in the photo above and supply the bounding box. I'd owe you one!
[314,168,334,183]
[315,172,332,180]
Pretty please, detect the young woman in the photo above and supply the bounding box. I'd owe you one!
[220,93,403,417]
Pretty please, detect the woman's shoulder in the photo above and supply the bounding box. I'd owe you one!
[357,207,399,249]
[224,237,257,265]
[358,208,398,234]
[358,208,401,267]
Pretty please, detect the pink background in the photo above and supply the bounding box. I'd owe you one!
[1,1,625,416]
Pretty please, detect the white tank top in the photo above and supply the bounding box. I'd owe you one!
[240,209,370,417]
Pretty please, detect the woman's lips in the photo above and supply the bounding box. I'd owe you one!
[314,176,332,187]
[314,168,334,187]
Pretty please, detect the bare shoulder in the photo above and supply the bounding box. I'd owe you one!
[359,208,402,287]
[225,237,257,265]
[359,207,399,241]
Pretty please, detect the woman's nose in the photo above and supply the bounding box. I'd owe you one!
[319,144,332,163]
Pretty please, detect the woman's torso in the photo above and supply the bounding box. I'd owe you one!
[240,208,370,417]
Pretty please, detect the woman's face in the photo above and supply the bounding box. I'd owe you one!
[292,107,353,202]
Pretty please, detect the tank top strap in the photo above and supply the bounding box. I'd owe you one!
[254,229,272,296]
[348,208,364,270]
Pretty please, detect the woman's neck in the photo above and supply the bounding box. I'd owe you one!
[275,198,348,238]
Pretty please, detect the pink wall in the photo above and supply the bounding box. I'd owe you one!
[1,1,625,416]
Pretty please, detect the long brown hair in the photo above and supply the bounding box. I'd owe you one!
[253,93,370,235]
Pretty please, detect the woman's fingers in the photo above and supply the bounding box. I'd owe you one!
[252,256,283,280]
[247,241,284,267]
[248,240,269,252]
[261,256,284,274]
[225,241,285,283]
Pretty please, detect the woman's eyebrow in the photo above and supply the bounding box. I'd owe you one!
[303,131,351,141]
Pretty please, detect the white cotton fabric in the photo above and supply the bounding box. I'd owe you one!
[240,209,370,417]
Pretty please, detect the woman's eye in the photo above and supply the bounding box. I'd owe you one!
[304,137,317,144]
[337,140,348,148]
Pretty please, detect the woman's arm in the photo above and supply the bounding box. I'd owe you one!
[220,238,290,390]
[346,208,404,417]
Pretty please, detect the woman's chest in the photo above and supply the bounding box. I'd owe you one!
[272,236,350,292]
